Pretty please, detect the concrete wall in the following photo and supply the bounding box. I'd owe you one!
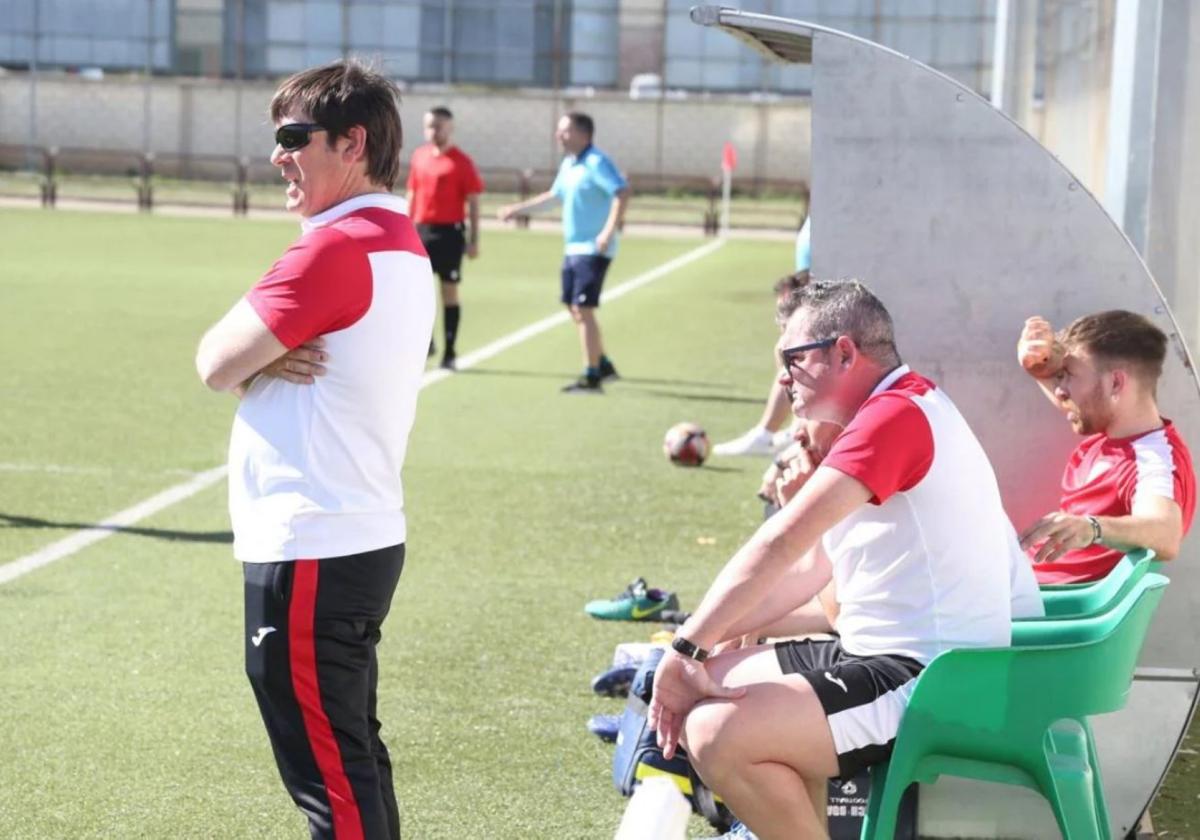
[0,73,811,190]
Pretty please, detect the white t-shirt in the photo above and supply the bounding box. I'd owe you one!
[227,194,434,563]
[822,366,1042,664]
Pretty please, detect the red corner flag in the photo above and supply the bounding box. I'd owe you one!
[721,141,738,173]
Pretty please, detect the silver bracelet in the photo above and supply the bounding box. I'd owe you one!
[1085,515,1103,546]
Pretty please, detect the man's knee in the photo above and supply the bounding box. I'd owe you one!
[683,702,740,780]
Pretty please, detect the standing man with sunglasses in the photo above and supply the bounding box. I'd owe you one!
[195,59,432,840]
[497,111,629,393]
[406,106,485,370]
[647,280,1035,838]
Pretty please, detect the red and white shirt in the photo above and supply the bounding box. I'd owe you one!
[821,366,1043,664]
[228,194,434,563]
[1032,421,1196,584]
[406,145,485,225]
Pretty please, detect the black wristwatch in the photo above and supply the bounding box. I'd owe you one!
[671,635,710,662]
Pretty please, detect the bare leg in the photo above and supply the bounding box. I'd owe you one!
[570,305,603,368]
[683,647,838,840]
[441,281,459,306]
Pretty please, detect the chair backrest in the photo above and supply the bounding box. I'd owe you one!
[909,574,1169,736]
[1035,548,1155,620]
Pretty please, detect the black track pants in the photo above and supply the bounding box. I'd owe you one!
[244,544,406,840]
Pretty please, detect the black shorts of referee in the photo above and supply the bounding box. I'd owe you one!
[416,222,466,283]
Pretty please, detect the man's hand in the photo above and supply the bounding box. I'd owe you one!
[595,230,612,255]
[647,651,745,760]
[1018,317,1065,380]
[711,633,758,656]
[760,430,823,506]
[775,441,820,506]
[1020,511,1095,562]
[758,460,784,505]
[466,240,479,259]
[260,338,328,385]
[497,205,516,222]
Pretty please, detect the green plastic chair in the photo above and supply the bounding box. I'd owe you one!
[1032,548,1154,620]
[860,573,1169,840]
[1038,547,1165,593]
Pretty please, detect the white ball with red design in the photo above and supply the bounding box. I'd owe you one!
[663,422,710,467]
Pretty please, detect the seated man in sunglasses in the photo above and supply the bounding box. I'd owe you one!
[648,280,1033,840]
[196,59,431,840]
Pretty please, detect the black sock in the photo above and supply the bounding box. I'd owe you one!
[444,305,460,355]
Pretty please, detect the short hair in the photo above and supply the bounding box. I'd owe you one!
[428,106,453,120]
[1061,310,1168,385]
[565,111,595,139]
[269,59,403,190]
[773,270,810,300]
[779,279,901,367]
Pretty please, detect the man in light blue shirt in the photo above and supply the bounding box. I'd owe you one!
[499,112,630,392]
[795,214,811,272]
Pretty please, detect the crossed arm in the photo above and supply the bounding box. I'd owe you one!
[195,299,326,396]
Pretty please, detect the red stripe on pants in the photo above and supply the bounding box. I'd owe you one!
[289,559,365,840]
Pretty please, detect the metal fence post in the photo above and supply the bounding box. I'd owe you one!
[517,167,533,229]
[137,152,154,211]
[40,146,57,208]
[233,156,249,216]
[704,177,719,236]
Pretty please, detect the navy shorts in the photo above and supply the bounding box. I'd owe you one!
[776,637,923,779]
[560,254,612,308]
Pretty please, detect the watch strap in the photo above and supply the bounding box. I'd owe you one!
[671,635,709,662]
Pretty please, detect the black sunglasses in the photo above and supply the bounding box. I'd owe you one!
[780,337,837,371]
[275,123,326,152]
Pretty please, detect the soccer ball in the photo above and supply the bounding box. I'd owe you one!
[663,422,710,467]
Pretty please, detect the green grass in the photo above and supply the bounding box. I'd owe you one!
[0,207,1195,838]
[0,208,783,839]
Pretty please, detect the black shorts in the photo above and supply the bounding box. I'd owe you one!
[560,254,612,307]
[775,638,923,779]
[417,223,466,283]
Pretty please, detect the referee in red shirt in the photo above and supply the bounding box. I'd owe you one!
[405,107,484,369]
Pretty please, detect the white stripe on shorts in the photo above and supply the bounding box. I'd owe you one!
[826,677,919,756]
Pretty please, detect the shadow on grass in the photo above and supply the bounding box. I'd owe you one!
[0,513,232,544]
[630,388,763,406]
[453,367,735,389]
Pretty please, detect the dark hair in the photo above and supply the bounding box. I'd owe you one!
[565,111,595,139]
[773,270,810,299]
[429,106,453,120]
[778,279,901,367]
[269,59,403,190]
[1062,310,1168,385]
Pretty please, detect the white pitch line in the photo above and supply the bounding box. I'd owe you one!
[0,462,197,477]
[0,466,229,586]
[419,237,725,387]
[0,237,725,585]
